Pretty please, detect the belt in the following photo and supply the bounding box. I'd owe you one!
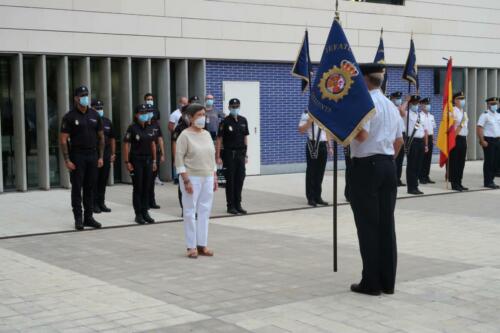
[71,147,96,153]
[352,154,393,164]
[412,138,424,142]
[484,137,499,141]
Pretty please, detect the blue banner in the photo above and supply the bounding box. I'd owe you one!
[291,30,312,92]
[308,19,375,145]
[374,29,387,93]
[402,38,419,90]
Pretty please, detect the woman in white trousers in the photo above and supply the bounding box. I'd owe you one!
[175,103,218,258]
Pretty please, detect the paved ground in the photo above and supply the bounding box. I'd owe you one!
[0,161,499,332]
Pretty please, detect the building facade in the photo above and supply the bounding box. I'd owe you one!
[0,0,499,192]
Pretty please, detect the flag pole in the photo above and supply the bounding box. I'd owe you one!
[332,0,339,273]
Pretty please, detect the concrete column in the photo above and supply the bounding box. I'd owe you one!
[120,57,133,183]
[156,59,172,181]
[0,101,3,192]
[475,69,487,160]
[99,57,114,185]
[174,59,189,100]
[188,59,206,100]
[35,55,50,190]
[57,56,70,188]
[77,57,91,95]
[11,53,27,191]
[138,58,152,103]
[487,69,497,98]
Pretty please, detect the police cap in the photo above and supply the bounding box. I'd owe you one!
[485,97,498,103]
[91,99,104,109]
[135,104,149,114]
[453,91,465,100]
[359,62,386,75]
[409,95,421,103]
[189,96,199,103]
[229,98,240,107]
[419,97,431,104]
[390,91,402,99]
[74,85,89,97]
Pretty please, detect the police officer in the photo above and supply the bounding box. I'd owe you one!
[147,105,165,209]
[144,93,160,121]
[389,91,407,187]
[405,95,428,195]
[419,98,436,184]
[205,94,224,140]
[298,110,332,206]
[450,91,469,191]
[216,98,249,215]
[123,104,157,224]
[349,63,404,296]
[59,85,104,230]
[477,97,500,189]
[91,99,116,214]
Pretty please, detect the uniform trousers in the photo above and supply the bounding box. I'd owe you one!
[70,150,98,219]
[449,135,467,185]
[344,146,351,201]
[305,142,327,202]
[406,138,424,191]
[482,137,499,186]
[149,153,161,206]
[395,134,406,182]
[223,149,246,209]
[420,135,433,181]
[130,155,152,215]
[95,150,111,207]
[349,155,398,291]
[180,176,214,249]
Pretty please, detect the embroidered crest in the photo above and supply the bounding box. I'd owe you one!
[318,60,358,102]
[75,120,79,126]
[229,126,233,132]
[135,134,140,141]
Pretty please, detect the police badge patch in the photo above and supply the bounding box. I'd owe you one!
[136,134,140,141]
[229,126,233,132]
[318,60,358,102]
[75,120,79,126]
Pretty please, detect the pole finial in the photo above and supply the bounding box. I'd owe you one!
[335,0,340,20]
[381,27,384,36]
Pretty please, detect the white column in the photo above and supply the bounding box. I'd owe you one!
[174,59,189,100]
[78,57,91,94]
[11,53,27,191]
[57,56,70,188]
[156,59,172,181]
[35,55,50,190]
[487,69,497,98]
[475,69,487,160]
[138,58,152,103]
[99,57,114,185]
[188,59,206,100]
[120,57,133,183]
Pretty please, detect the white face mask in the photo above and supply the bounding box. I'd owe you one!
[194,116,206,129]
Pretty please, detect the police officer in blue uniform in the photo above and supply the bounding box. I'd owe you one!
[123,104,157,224]
[60,85,105,230]
[349,63,404,296]
[389,91,407,187]
[216,98,249,215]
[147,104,165,209]
[405,95,428,195]
[92,99,116,214]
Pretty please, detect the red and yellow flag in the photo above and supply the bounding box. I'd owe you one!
[437,58,456,167]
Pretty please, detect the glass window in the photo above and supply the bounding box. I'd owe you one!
[131,59,139,108]
[46,57,60,186]
[0,56,15,190]
[433,68,465,95]
[23,56,38,188]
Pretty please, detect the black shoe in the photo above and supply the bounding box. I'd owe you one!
[427,179,436,184]
[236,206,248,215]
[408,189,424,195]
[350,284,381,296]
[173,178,179,185]
[142,211,155,223]
[451,183,463,192]
[485,183,499,189]
[382,288,395,295]
[99,204,111,213]
[150,203,161,209]
[75,217,84,231]
[307,200,317,207]
[135,214,146,224]
[460,184,469,191]
[419,179,428,184]
[84,217,102,229]
[397,180,406,187]
[93,205,101,214]
[316,199,329,206]
[227,207,239,215]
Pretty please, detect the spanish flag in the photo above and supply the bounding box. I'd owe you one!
[437,58,456,167]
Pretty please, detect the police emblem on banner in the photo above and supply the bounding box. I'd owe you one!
[318,60,358,102]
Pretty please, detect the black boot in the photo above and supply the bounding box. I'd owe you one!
[75,216,84,231]
[227,207,239,215]
[142,211,155,223]
[236,205,247,215]
[84,217,102,229]
[150,202,161,209]
[99,203,111,213]
[93,205,101,214]
[135,214,146,224]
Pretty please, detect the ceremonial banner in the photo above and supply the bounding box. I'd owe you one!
[402,37,419,90]
[292,30,312,92]
[437,58,456,167]
[374,28,387,93]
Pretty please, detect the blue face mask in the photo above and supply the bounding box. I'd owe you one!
[97,110,104,117]
[230,108,240,116]
[138,114,149,123]
[148,112,154,121]
[410,105,418,112]
[489,105,498,112]
[425,105,431,112]
[79,96,89,107]
[459,100,466,108]
[206,99,214,107]
[146,100,154,106]
[393,99,402,107]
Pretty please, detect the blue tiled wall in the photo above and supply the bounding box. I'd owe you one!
[206,61,443,165]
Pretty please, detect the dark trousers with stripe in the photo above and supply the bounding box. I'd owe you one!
[420,135,433,181]
[449,136,467,185]
[406,138,424,191]
[482,137,499,186]
[70,150,98,220]
[395,134,406,182]
[350,155,398,291]
[305,142,327,203]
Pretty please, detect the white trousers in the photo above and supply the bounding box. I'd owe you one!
[179,176,214,249]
